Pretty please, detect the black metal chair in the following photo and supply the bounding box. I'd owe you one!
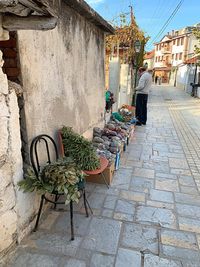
[30,134,92,240]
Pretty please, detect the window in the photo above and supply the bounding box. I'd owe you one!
[177,39,180,46]
[179,53,182,60]
[173,40,176,45]
[155,57,157,62]
[181,37,184,45]
[175,54,178,60]
[172,54,174,60]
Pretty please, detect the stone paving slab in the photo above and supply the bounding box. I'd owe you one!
[161,229,198,250]
[144,254,182,267]
[120,223,158,254]
[115,248,141,267]
[136,206,177,229]
[81,218,122,254]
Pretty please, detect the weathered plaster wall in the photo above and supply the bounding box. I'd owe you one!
[0,50,24,257]
[17,2,106,141]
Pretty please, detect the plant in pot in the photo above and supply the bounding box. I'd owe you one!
[61,126,100,171]
[18,157,85,204]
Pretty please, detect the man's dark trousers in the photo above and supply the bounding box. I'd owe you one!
[136,93,148,125]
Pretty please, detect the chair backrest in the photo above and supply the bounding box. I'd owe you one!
[30,134,59,177]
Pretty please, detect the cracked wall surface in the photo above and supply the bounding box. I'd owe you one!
[17,1,106,142]
[0,49,22,257]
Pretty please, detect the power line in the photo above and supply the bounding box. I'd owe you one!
[148,0,184,46]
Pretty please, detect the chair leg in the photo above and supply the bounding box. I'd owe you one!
[85,197,93,215]
[70,201,75,241]
[34,195,45,232]
[101,173,109,189]
[54,194,59,210]
[83,189,89,217]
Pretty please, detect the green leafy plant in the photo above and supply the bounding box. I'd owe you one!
[61,126,100,171]
[18,158,85,204]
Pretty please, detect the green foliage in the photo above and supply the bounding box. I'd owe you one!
[61,126,100,171]
[18,158,84,204]
[193,28,200,57]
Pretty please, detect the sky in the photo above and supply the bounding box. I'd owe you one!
[85,0,200,51]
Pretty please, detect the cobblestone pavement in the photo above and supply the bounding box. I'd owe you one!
[4,85,200,267]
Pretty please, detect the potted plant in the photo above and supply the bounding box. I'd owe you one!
[18,157,85,204]
[61,126,100,171]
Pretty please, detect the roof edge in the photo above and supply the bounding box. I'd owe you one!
[63,0,114,34]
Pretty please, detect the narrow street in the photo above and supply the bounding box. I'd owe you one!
[6,85,200,267]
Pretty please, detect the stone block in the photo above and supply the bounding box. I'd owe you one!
[146,200,174,210]
[156,178,179,192]
[113,212,134,222]
[9,251,61,267]
[3,58,17,68]
[87,193,105,209]
[115,248,141,267]
[0,209,17,253]
[112,168,133,189]
[0,163,12,191]
[81,218,122,254]
[120,223,158,254]
[0,68,8,94]
[133,168,155,179]
[101,209,113,218]
[149,189,174,203]
[144,254,182,267]
[175,193,200,206]
[161,229,198,250]
[32,232,82,257]
[54,213,91,236]
[179,217,200,233]
[0,95,9,117]
[64,259,86,267]
[120,190,145,202]
[179,175,196,186]
[161,245,200,261]
[90,253,115,267]
[130,177,154,193]
[103,195,118,209]
[0,37,16,48]
[169,158,189,169]
[136,206,177,229]
[0,184,16,213]
[176,203,200,219]
[6,67,20,78]
[115,199,135,215]
[3,48,17,58]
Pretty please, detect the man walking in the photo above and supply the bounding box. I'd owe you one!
[135,66,152,126]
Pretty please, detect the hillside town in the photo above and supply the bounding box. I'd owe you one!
[0,0,200,266]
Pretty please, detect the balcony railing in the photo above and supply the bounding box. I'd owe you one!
[161,47,171,54]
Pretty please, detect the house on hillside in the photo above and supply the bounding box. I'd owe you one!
[153,24,200,85]
[0,0,114,259]
[144,50,155,71]
[154,35,172,83]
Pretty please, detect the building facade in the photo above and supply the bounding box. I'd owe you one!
[153,24,200,84]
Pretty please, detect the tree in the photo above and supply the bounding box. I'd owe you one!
[193,28,200,56]
[106,9,149,65]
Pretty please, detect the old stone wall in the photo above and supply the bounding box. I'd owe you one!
[0,50,24,258]
[17,1,106,141]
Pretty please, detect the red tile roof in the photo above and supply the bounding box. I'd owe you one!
[144,50,155,59]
